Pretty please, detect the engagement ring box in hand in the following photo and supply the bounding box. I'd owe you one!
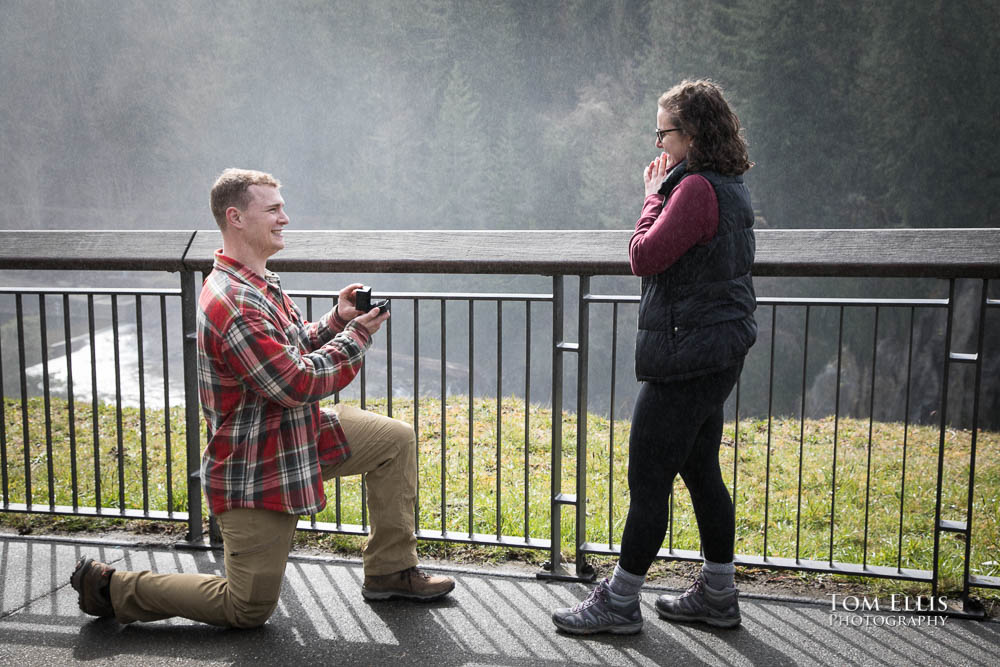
[355,286,389,314]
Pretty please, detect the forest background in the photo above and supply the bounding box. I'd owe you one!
[1,0,998,426]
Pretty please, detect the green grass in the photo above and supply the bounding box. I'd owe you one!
[2,395,998,601]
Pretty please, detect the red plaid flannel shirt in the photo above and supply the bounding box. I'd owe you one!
[197,251,371,516]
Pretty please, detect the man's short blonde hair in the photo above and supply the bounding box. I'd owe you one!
[210,168,281,229]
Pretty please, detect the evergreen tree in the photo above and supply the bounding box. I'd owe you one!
[423,61,485,228]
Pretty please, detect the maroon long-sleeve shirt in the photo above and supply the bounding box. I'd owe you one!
[629,173,719,276]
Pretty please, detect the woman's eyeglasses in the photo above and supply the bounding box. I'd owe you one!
[655,128,683,142]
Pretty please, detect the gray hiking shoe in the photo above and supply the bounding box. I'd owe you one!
[655,574,741,628]
[551,578,643,635]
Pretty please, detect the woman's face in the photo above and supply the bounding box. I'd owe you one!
[656,107,692,165]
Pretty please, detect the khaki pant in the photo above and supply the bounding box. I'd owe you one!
[110,404,418,627]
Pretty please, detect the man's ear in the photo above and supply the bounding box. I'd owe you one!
[225,206,243,229]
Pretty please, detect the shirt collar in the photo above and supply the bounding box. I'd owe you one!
[213,250,281,291]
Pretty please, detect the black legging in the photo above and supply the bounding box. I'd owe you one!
[618,362,742,576]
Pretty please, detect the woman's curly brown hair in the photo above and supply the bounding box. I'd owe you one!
[659,80,752,176]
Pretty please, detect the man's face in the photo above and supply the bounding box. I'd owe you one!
[236,184,288,259]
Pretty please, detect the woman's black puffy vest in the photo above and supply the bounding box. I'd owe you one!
[634,161,757,382]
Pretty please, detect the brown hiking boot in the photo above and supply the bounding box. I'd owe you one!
[362,566,455,601]
[70,557,116,618]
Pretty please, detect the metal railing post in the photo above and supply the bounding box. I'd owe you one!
[545,275,565,575]
[931,280,955,601]
[930,278,987,616]
[539,274,594,582]
[575,275,593,579]
[960,279,989,609]
[180,270,203,542]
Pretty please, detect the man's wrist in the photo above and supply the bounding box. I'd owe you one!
[332,304,350,328]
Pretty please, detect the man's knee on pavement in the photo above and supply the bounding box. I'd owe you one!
[224,570,284,629]
[229,595,279,629]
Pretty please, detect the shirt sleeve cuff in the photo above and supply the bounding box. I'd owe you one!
[343,320,373,349]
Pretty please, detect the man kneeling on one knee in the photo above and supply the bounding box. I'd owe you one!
[71,168,454,628]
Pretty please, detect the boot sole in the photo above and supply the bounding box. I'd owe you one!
[70,557,93,596]
[362,581,455,602]
[552,619,643,635]
[656,608,741,628]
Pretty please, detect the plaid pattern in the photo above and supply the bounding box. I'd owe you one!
[198,251,371,516]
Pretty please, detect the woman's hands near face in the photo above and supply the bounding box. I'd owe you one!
[644,152,671,197]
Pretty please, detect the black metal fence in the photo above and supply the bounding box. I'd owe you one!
[1,228,997,615]
[571,281,999,610]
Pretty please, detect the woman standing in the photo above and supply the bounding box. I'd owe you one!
[552,80,757,634]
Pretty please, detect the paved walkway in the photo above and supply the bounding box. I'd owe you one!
[1,534,998,666]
